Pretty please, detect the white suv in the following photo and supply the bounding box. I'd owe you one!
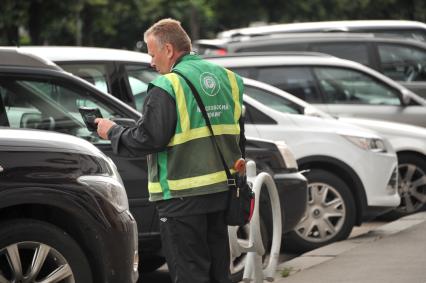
[243,93,399,251]
[241,77,426,219]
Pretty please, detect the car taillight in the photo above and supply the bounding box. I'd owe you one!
[213,48,228,55]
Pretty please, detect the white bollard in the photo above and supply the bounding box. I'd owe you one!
[228,160,282,283]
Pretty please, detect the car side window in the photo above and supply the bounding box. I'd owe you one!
[243,103,277,125]
[370,29,426,42]
[0,76,118,143]
[124,64,158,111]
[314,67,401,105]
[228,67,252,78]
[310,42,370,66]
[377,44,426,82]
[255,67,322,103]
[244,85,302,114]
[59,63,109,93]
[238,43,308,52]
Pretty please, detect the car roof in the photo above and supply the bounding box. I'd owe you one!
[207,52,353,67]
[204,51,333,59]
[198,32,426,50]
[0,47,61,71]
[218,20,426,38]
[20,46,152,63]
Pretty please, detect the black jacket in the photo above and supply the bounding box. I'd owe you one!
[107,84,245,216]
[108,86,177,157]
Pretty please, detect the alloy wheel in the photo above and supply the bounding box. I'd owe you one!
[0,241,74,283]
[295,182,346,243]
[396,163,426,214]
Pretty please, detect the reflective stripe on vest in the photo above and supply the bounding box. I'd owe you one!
[166,73,190,133]
[148,168,237,193]
[226,69,242,123]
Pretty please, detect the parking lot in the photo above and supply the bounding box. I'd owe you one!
[1,11,426,283]
[140,220,387,283]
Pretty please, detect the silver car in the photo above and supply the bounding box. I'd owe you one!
[206,53,426,127]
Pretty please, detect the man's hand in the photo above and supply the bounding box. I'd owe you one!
[95,118,116,140]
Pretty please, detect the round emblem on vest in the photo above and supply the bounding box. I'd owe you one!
[200,72,220,97]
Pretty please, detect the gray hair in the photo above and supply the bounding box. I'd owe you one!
[144,18,191,53]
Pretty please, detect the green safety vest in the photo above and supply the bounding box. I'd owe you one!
[147,54,244,201]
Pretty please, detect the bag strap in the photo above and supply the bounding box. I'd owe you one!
[173,70,235,185]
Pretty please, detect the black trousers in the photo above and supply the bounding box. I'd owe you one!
[159,210,232,283]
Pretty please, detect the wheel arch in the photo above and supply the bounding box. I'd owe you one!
[297,155,367,225]
[0,188,110,282]
[397,150,426,162]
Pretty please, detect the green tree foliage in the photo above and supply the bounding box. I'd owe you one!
[0,0,29,45]
[0,0,425,47]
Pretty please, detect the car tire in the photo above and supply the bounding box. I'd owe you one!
[139,257,166,273]
[285,169,356,252]
[230,215,270,283]
[0,219,93,283]
[385,153,426,219]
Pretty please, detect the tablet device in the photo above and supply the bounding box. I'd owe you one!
[79,107,103,131]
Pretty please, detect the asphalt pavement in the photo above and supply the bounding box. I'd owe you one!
[139,212,426,283]
[273,211,426,283]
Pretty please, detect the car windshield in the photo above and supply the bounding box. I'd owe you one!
[125,65,159,111]
[0,76,119,144]
[243,84,332,118]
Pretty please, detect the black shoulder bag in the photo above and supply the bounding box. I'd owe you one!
[173,70,254,226]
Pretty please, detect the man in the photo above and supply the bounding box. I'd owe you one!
[96,18,244,283]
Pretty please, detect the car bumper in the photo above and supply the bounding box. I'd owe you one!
[99,209,139,283]
[362,164,399,220]
[273,171,308,233]
[358,150,400,209]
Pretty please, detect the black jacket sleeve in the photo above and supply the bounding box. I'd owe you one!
[239,115,246,158]
[107,86,177,157]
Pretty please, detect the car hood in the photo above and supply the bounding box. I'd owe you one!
[0,128,106,158]
[290,113,382,138]
[339,117,426,150]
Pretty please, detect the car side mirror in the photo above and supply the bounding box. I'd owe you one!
[111,117,137,127]
[400,90,412,106]
[20,112,42,128]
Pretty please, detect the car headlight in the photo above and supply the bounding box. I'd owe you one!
[77,175,129,212]
[77,156,129,212]
[105,156,124,184]
[342,135,387,153]
[274,140,298,170]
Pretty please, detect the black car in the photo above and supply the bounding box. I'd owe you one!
[195,33,426,99]
[0,47,307,278]
[0,128,138,283]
